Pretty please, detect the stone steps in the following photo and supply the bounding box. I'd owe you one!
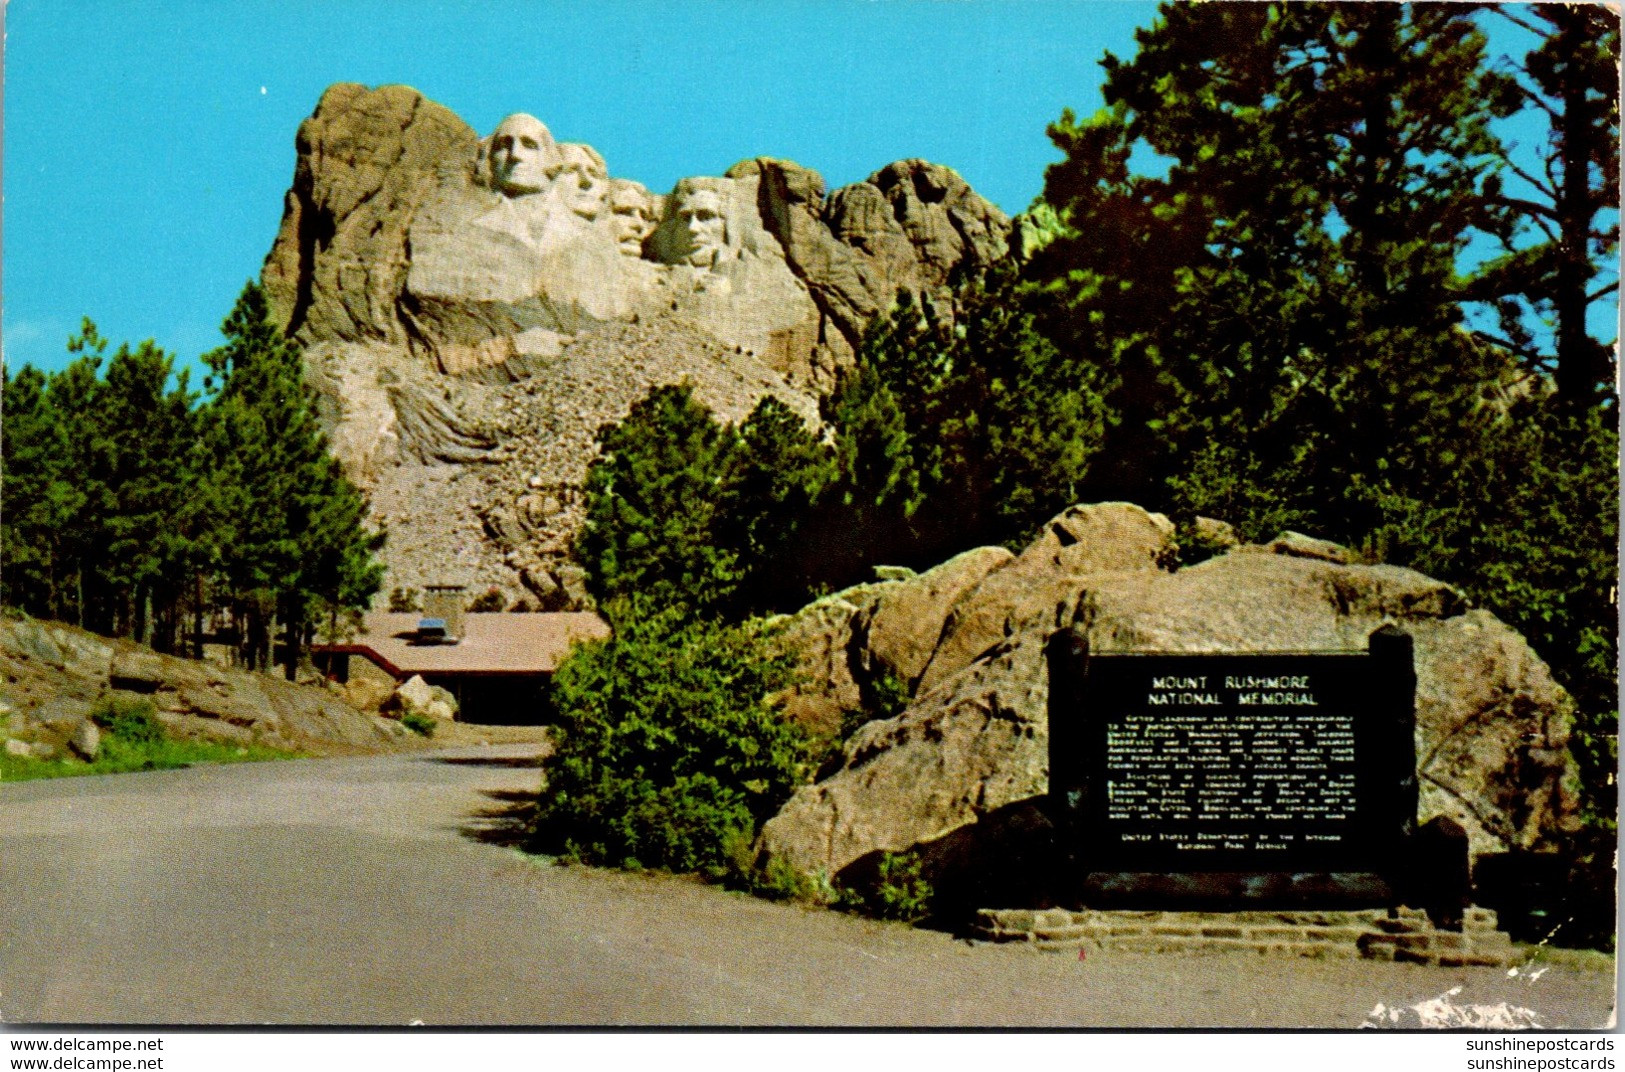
[972,906,1515,966]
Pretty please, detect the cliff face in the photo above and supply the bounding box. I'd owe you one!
[260,84,1010,608]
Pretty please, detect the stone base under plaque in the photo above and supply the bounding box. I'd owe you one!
[971,906,1515,967]
[1080,870,1395,907]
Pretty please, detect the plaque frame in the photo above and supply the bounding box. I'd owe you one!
[1047,626,1417,903]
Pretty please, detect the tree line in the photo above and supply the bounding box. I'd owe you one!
[573,3,1618,829]
[2,281,384,677]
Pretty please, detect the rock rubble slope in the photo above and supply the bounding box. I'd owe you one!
[261,83,1009,607]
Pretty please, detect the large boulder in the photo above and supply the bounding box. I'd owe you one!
[855,545,1013,691]
[69,719,101,761]
[759,506,1582,904]
[916,502,1176,695]
[386,674,459,722]
[769,583,889,739]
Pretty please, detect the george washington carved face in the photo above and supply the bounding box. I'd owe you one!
[485,113,559,197]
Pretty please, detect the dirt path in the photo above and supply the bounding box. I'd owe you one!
[0,747,1613,1027]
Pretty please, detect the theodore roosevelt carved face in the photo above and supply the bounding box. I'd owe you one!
[608,180,656,256]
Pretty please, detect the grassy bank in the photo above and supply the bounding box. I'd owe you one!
[1,696,295,782]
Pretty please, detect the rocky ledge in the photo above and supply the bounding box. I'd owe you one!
[760,502,1580,910]
[0,616,419,760]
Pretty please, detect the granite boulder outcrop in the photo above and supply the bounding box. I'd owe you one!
[758,504,1581,907]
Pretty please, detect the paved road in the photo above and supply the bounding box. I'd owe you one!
[0,748,1614,1027]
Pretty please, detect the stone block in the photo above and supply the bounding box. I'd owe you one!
[70,719,101,761]
[994,910,1036,931]
[1246,926,1305,942]
[1438,952,1507,969]
[1033,908,1074,929]
[1375,917,1426,934]
[1359,932,1436,955]
[1034,926,1090,942]
[1303,927,1368,944]
[1197,938,1269,955]
[110,648,167,693]
[1394,947,1436,965]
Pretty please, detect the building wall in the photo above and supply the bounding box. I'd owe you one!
[422,675,553,725]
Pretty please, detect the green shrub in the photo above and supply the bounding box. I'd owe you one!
[529,600,813,877]
[871,852,935,921]
[836,851,935,921]
[92,695,165,746]
[751,855,827,903]
[864,669,911,723]
[400,711,436,737]
[2,695,293,782]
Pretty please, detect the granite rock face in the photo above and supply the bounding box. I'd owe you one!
[0,617,413,758]
[261,84,1010,608]
[758,505,1582,901]
[735,157,1012,380]
[263,84,479,351]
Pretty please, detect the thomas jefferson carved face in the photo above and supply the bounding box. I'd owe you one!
[608,181,656,256]
[552,143,608,221]
[675,189,727,269]
[486,114,558,197]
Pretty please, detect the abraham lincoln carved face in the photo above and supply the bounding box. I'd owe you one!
[674,188,727,269]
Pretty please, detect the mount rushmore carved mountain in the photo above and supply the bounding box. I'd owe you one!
[260,83,1011,607]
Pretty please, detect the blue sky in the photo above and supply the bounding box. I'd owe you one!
[3,0,1154,374]
[2,2,1612,376]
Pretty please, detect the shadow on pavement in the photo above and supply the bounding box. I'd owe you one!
[459,788,537,848]
[431,755,544,769]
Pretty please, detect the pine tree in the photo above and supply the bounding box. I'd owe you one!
[199,281,383,676]
[718,396,833,614]
[94,339,198,647]
[1,365,65,614]
[1471,4,1620,407]
[40,330,110,627]
[1032,2,1517,542]
[577,385,745,617]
